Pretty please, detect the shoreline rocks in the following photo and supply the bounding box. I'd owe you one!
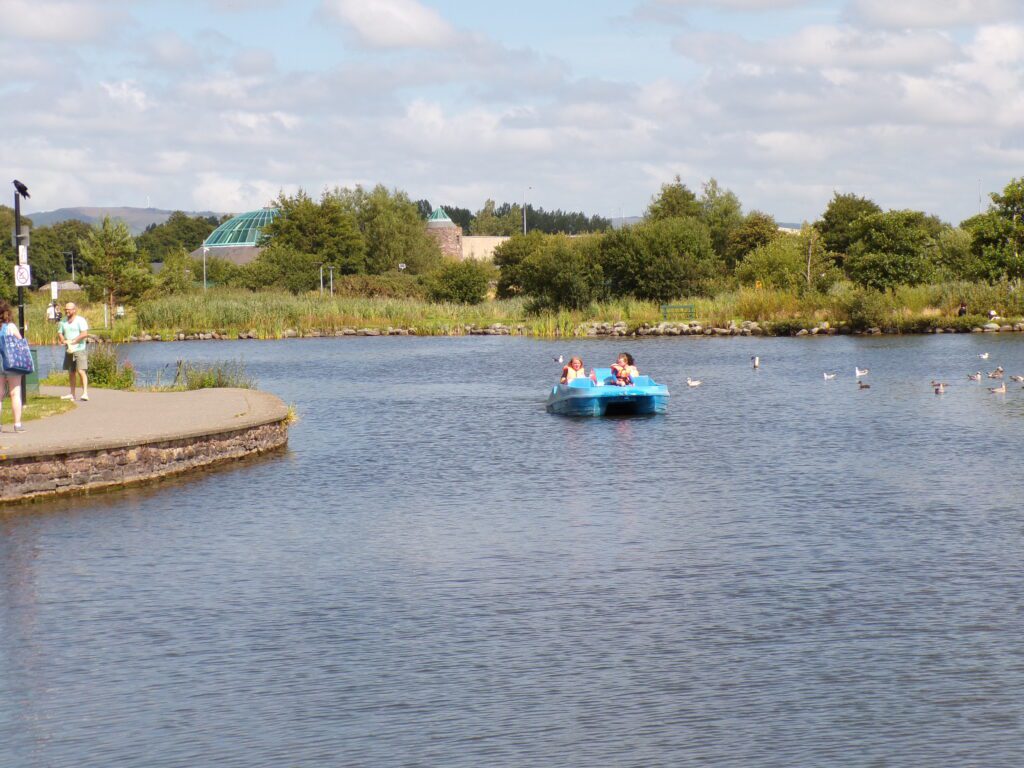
[85,319,1024,344]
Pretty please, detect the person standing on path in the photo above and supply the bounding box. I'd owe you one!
[57,302,90,401]
[0,301,25,432]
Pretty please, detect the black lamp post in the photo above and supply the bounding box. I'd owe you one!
[12,180,30,405]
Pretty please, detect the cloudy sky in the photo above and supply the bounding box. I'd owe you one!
[3,0,1023,223]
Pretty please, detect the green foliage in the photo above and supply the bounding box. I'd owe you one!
[521,236,604,310]
[737,228,838,292]
[601,217,719,301]
[331,273,426,299]
[173,359,254,390]
[845,210,938,291]
[136,211,217,262]
[87,344,136,389]
[79,217,154,310]
[261,190,367,274]
[336,184,442,274]
[646,175,702,221]
[726,211,780,267]
[470,199,522,236]
[699,178,744,260]
[492,231,546,298]
[960,178,1024,282]
[25,219,92,285]
[816,192,882,260]
[843,289,896,330]
[156,248,195,294]
[931,226,979,281]
[425,260,494,304]
[239,244,321,294]
[203,255,240,288]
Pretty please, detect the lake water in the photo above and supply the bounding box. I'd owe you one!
[3,335,1024,767]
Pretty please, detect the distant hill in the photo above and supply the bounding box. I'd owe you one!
[27,207,224,235]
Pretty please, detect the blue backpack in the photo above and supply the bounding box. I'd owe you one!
[0,323,34,374]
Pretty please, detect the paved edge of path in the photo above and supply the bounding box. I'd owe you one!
[0,386,292,504]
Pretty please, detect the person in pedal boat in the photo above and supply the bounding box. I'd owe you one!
[611,353,639,386]
[560,356,587,383]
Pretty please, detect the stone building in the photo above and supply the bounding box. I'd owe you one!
[425,207,463,259]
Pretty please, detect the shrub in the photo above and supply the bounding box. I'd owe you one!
[331,273,426,299]
[87,344,135,389]
[173,359,254,390]
[844,289,896,330]
[425,260,494,304]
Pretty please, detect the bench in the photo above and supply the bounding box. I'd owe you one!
[660,303,695,320]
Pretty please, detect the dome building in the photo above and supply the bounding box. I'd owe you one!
[425,207,463,259]
[190,207,279,265]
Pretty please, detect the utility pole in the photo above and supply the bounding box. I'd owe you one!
[328,265,334,296]
[63,250,75,281]
[12,180,30,405]
[319,263,324,295]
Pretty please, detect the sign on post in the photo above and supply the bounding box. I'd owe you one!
[50,281,59,300]
[17,245,27,265]
[14,264,31,287]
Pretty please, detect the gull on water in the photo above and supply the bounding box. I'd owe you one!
[989,382,1007,394]
[686,377,702,387]
[855,367,869,377]
[751,356,760,369]
[979,352,990,360]
[968,372,982,381]
[823,372,836,380]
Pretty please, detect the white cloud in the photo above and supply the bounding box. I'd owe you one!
[101,81,149,111]
[0,0,119,42]
[848,0,1022,28]
[192,173,294,212]
[321,0,458,49]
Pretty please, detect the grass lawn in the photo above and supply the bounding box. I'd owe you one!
[0,394,76,425]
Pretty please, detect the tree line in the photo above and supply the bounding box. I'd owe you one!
[487,176,1024,310]
[4,176,1024,312]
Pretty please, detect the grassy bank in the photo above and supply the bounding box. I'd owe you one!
[1,395,76,425]
[19,282,1024,344]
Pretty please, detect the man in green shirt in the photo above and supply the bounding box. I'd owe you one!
[57,302,90,401]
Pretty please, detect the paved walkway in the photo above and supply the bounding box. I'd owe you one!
[0,386,289,459]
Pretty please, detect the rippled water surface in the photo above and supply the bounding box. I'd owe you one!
[3,335,1024,767]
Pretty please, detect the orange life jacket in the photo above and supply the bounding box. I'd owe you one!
[562,364,586,382]
[612,363,639,382]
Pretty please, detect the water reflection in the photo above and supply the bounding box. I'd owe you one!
[5,335,1024,766]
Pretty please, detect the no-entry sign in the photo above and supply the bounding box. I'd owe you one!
[14,264,31,287]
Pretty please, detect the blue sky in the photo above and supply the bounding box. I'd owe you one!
[3,0,1024,223]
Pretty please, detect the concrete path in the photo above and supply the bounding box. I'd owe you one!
[0,386,289,459]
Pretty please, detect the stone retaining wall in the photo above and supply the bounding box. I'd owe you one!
[1,420,289,504]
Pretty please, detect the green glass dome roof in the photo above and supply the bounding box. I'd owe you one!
[203,208,279,247]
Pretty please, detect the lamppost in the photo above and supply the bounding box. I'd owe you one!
[318,263,324,295]
[327,265,334,296]
[63,250,76,281]
[523,186,532,235]
[202,247,209,291]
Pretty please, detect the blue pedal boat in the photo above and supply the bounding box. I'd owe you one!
[546,368,670,416]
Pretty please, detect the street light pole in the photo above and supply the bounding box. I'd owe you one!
[202,247,208,291]
[319,263,324,295]
[62,250,75,282]
[328,265,334,296]
[523,186,532,235]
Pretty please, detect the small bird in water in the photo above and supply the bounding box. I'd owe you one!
[553,355,563,364]
[751,355,760,369]
[1011,375,1024,383]
[855,367,869,377]
[989,382,1007,394]
[934,382,947,394]
[823,372,836,380]
[979,352,990,360]
[12,179,29,199]
[686,377,702,387]
[968,372,982,381]
[988,366,1004,379]
[858,380,871,389]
